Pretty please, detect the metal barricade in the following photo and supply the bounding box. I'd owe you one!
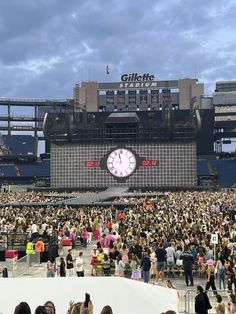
[30,252,41,265]
[178,289,230,313]
[11,252,40,277]
[11,254,29,277]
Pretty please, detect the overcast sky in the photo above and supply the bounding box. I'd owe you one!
[0,0,236,99]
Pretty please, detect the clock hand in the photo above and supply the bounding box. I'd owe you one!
[119,153,122,163]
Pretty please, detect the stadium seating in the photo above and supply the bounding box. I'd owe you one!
[197,159,210,176]
[0,165,17,177]
[3,135,36,156]
[17,160,50,177]
[210,159,236,187]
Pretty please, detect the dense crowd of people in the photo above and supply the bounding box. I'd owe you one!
[0,191,80,204]
[0,190,236,312]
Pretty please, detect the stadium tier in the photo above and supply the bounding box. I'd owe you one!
[0,164,16,177]
[197,160,210,176]
[2,135,37,156]
[17,160,50,177]
[210,159,236,188]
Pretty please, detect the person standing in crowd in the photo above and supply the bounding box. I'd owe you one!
[150,247,157,279]
[2,266,8,278]
[165,243,176,278]
[66,249,75,277]
[226,259,236,293]
[205,259,217,295]
[69,228,76,249]
[156,242,166,283]
[175,245,183,276]
[75,251,84,277]
[26,238,35,266]
[195,285,212,314]
[115,253,125,277]
[216,257,226,290]
[120,244,129,265]
[215,294,225,314]
[141,251,151,283]
[180,246,194,286]
[35,237,45,263]
[82,228,88,249]
[132,243,143,260]
[58,257,66,277]
[47,258,56,277]
[90,245,99,276]
[197,248,206,278]
[26,239,35,255]
[130,254,141,280]
[93,219,100,241]
[31,223,38,240]
[101,253,111,276]
[104,231,115,248]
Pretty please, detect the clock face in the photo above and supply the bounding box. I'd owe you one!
[106,148,136,178]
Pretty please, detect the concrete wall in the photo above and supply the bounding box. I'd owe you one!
[179,79,204,110]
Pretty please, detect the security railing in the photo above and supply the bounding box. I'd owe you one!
[178,289,230,313]
[10,252,40,278]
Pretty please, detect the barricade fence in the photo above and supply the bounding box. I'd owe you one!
[178,289,230,313]
[10,252,40,277]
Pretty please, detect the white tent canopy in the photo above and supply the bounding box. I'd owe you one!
[0,277,178,314]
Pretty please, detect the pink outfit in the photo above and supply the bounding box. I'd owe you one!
[82,231,88,240]
[104,234,115,248]
[121,249,129,264]
[131,270,141,280]
[69,232,76,241]
[93,230,99,240]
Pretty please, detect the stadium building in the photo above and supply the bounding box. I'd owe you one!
[72,75,210,112]
[0,76,235,189]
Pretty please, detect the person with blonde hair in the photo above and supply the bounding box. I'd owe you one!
[67,301,82,314]
[205,259,217,295]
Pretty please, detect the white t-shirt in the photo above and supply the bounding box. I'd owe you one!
[75,257,84,272]
[32,224,38,233]
[166,246,175,262]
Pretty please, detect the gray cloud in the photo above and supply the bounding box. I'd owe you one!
[0,0,236,98]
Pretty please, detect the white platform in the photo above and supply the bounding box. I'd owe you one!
[0,277,178,314]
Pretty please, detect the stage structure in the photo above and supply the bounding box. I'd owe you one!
[44,110,198,189]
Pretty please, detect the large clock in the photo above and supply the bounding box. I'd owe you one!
[106,148,137,178]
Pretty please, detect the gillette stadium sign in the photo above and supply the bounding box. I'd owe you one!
[98,73,180,90]
[119,73,158,88]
